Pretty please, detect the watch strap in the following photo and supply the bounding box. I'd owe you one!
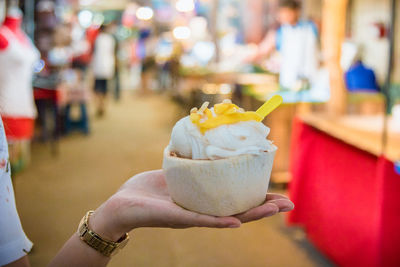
[78,211,129,257]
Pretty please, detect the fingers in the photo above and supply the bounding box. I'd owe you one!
[235,203,279,223]
[164,207,241,228]
[234,194,294,223]
[267,198,294,212]
[265,194,294,212]
[172,208,242,229]
[266,193,290,201]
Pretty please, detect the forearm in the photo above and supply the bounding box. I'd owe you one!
[256,45,274,60]
[48,234,110,267]
[256,31,276,59]
[49,202,127,267]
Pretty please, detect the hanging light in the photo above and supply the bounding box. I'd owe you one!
[175,0,195,12]
[219,84,232,94]
[78,10,93,28]
[80,0,96,6]
[173,26,191,39]
[136,6,154,21]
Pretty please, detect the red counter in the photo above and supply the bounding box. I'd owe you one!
[288,117,400,267]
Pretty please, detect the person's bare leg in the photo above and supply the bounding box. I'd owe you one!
[99,94,106,116]
[95,93,105,117]
[96,93,106,117]
[140,72,148,95]
[140,71,155,95]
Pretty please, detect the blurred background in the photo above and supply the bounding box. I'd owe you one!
[1,0,399,266]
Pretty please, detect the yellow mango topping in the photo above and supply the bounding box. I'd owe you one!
[190,101,262,134]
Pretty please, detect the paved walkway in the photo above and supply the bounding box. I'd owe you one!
[14,94,331,267]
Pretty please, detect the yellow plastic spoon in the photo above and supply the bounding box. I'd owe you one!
[256,95,283,119]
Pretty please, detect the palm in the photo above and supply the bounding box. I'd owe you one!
[115,170,293,229]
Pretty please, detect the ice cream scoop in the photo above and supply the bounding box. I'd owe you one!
[168,99,278,160]
[169,116,273,160]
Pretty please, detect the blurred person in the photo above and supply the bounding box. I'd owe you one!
[108,21,121,102]
[0,3,40,171]
[345,60,380,92]
[127,37,142,90]
[168,41,183,91]
[86,24,100,58]
[92,24,116,117]
[71,17,92,73]
[255,0,319,90]
[155,35,181,92]
[0,116,33,266]
[341,43,379,93]
[0,116,294,267]
[137,29,157,95]
[48,23,73,68]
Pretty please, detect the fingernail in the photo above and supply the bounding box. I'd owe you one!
[228,223,241,228]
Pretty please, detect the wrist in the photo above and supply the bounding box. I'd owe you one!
[90,191,144,241]
[77,210,130,258]
[90,204,127,242]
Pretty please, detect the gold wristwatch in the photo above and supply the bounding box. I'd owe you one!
[78,211,130,257]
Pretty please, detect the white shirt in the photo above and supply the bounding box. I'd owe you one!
[277,21,319,90]
[0,117,33,265]
[92,32,116,79]
[0,26,39,118]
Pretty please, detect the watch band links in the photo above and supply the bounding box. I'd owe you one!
[78,210,129,257]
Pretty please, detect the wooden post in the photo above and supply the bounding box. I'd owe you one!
[322,0,348,115]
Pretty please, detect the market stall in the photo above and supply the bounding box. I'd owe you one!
[288,114,400,266]
[287,0,400,265]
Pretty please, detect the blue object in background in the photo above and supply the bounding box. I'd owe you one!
[65,103,89,135]
[137,29,152,60]
[345,61,380,92]
[395,161,400,175]
[195,0,209,16]
[139,29,151,40]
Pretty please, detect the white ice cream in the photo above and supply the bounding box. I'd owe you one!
[168,116,274,160]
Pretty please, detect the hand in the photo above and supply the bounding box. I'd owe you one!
[235,193,294,222]
[90,170,294,241]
